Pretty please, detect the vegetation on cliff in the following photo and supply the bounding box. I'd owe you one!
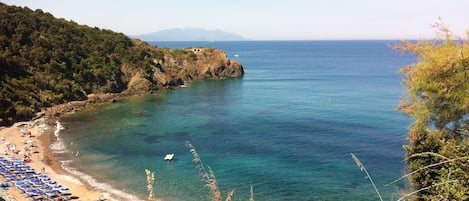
[396,22,469,200]
[0,3,243,126]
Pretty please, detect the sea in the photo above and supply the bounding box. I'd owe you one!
[57,41,416,201]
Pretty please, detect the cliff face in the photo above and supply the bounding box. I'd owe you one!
[0,3,244,126]
[124,41,244,93]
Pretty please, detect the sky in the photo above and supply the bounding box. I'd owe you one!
[2,0,469,40]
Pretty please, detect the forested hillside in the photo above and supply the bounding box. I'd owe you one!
[0,3,243,126]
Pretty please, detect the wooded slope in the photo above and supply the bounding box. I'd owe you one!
[0,3,243,126]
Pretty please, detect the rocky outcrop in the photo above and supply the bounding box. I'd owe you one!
[123,40,244,94]
[0,3,244,126]
[42,43,245,124]
[43,93,121,124]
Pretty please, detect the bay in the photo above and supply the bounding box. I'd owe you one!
[60,41,415,201]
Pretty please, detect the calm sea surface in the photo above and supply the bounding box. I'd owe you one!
[60,41,415,201]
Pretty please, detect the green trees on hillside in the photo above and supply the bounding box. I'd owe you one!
[0,3,244,126]
[396,23,469,200]
[0,3,152,125]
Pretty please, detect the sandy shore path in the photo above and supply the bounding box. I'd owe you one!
[0,119,113,201]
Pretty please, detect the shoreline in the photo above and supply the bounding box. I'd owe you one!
[0,119,112,201]
[45,121,146,201]
[0,108,150,201]
[0,90,183,201]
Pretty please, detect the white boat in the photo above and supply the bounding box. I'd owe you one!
[164,153,174,161]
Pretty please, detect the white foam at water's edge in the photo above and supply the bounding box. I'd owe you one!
[49,121,66,153]
[49,140,66,153]
[54,120,64,138]
[60,160,144,201]
[49,121,145,200]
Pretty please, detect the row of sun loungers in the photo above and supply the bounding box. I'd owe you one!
[0,156,72,201]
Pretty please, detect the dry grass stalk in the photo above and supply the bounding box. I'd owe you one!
[405,151,449,161]
[145,168,156,200]
[225,189,236,201]
[186,141,223,201]
[350,153,383,201]
[388,154,469,186]
[397,180,459,201]
[249,184,254,201]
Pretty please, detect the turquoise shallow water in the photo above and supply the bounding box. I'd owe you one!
[60,41,415,201]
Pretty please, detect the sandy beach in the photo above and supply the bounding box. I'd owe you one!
[0,119,115,201]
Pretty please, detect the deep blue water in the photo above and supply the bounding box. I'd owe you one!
[60,41,415,201]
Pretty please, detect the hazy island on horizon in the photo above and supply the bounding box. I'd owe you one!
[133,27,247,41]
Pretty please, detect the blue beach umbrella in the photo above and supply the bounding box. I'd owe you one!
[60,187,69,192]
[14,181,25,186]
[26,189,40,196]
[32,181,43,187]
[52,184,62,190]
[45,190,59,197]
[41,177,51,182]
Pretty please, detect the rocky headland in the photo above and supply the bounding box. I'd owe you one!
[0,3,244,126]
[42,45,244,124]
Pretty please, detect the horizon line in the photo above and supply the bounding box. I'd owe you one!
[137,39,427,42]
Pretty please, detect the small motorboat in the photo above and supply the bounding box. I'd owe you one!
[164,154,174,161]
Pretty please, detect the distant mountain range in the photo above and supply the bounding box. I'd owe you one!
[133,28,247,41]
